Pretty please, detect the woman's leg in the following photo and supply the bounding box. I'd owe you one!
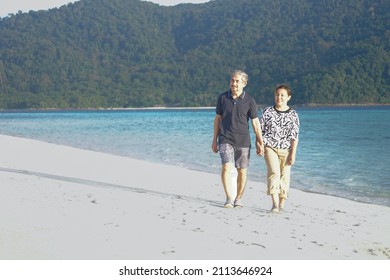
[265,147,281,210]
[278,149,291,209]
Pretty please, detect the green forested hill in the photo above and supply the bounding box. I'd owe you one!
[0,0,389,108]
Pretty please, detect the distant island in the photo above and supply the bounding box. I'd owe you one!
[0,0,389,109]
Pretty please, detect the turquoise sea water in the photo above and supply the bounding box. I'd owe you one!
[0,106,389,207]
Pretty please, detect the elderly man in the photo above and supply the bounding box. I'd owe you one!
[212,70,264,208]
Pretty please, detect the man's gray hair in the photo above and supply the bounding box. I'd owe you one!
[231,70,248,83]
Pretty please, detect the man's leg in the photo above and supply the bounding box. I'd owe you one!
[233,146,250,207]
[236,167,247,200]
[221,163,234,207]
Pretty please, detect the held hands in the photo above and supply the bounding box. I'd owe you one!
[256,140,264,156]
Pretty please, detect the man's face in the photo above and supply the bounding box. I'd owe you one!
[230,74,247,96]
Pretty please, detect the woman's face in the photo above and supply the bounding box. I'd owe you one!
[275,88,291,107]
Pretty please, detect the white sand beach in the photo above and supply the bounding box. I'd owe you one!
[0,134,389,260]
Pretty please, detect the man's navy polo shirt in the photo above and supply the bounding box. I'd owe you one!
[216,90,258,148]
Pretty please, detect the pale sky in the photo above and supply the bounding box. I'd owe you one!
[0,0,210,17]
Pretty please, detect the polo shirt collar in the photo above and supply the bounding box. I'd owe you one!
[228,90,246,99]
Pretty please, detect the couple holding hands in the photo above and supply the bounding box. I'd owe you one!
[212,70,300,213]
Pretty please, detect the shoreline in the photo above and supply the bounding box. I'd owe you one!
[0,134,389,260]
[0,131,388,209]
[0,103,389,112]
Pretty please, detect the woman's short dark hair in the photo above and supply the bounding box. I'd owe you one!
[275,84,292,96]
